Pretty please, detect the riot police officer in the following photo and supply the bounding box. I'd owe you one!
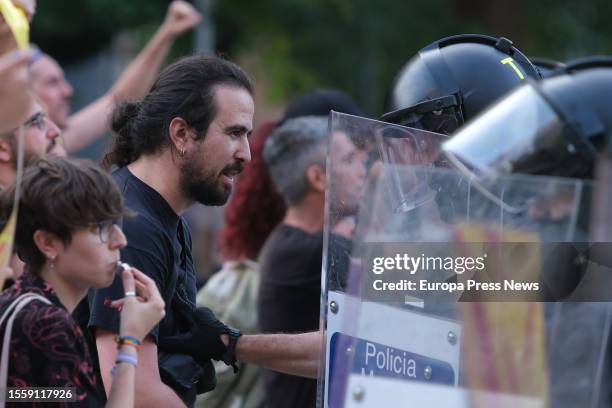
[443,56,612,180]
[382,34,541,134]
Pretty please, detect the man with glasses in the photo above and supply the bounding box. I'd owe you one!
[0,96,63,284]
[0,96,63,188]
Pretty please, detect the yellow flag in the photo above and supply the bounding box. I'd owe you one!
[0,210,16,288]
[0,126,24,289]
[453,223,548,407]
[460,302,547,407]
[0,0,29,50]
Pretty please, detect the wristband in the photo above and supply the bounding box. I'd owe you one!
[117,335,142,347]
[221,327,243,373]
[116,352,138,367]
[110,352,138,377]
[118,342,139,351]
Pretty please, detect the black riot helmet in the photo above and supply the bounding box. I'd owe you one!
[443,56,612,181]
[381,34,541,135]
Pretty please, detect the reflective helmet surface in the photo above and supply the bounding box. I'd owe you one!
[383,34,541,134]
[442,56,612,180]
[541,57,612,142]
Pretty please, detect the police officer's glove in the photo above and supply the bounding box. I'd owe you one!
[159,306,242,373]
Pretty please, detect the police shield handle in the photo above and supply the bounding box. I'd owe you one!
[0,0,29,49]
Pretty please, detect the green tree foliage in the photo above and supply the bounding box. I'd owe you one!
[31,0,168,61]
[214,0,462,113]
[31,0,612,114]
[213,0,612,113]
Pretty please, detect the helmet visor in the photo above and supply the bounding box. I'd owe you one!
[381,94,464,135]
[375,123,449,212]
[442,84,565,177]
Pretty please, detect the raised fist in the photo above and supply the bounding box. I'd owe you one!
[12,0,36,19]
[161,0,203,39]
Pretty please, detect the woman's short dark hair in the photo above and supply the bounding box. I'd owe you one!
[103,54,253,169]
[0,157,128,274]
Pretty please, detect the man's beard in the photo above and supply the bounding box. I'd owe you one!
[9,140,39,169]
[179,155,232,206]
[3,129,39,169]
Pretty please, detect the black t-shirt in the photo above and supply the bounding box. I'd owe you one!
[257,224,322,408]
[87,167,199,405]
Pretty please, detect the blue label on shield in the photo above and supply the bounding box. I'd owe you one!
[327,332,455,406]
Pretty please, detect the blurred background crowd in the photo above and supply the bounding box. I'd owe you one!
[1,1,611,407]
[27,0,612,282]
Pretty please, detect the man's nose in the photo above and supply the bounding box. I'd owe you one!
[62,80,73,98]
[45,117,61,140]
[236,136,252,163]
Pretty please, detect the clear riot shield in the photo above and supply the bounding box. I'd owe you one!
[318,112,612,408]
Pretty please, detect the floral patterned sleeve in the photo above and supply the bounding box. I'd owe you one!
[6,301,106,407]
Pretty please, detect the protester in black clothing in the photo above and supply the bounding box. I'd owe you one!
[88,55,253,407]
[258,225,323,408]
[260,116,366,407]
[91,55,348,408]
[88,166,213,400]
[0,157,165,407]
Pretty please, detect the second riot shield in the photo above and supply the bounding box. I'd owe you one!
[318,112,612,408]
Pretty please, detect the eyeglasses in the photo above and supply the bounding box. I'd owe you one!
[90,220,121,243]
[1,111,49,139]
[22,111,47,131]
